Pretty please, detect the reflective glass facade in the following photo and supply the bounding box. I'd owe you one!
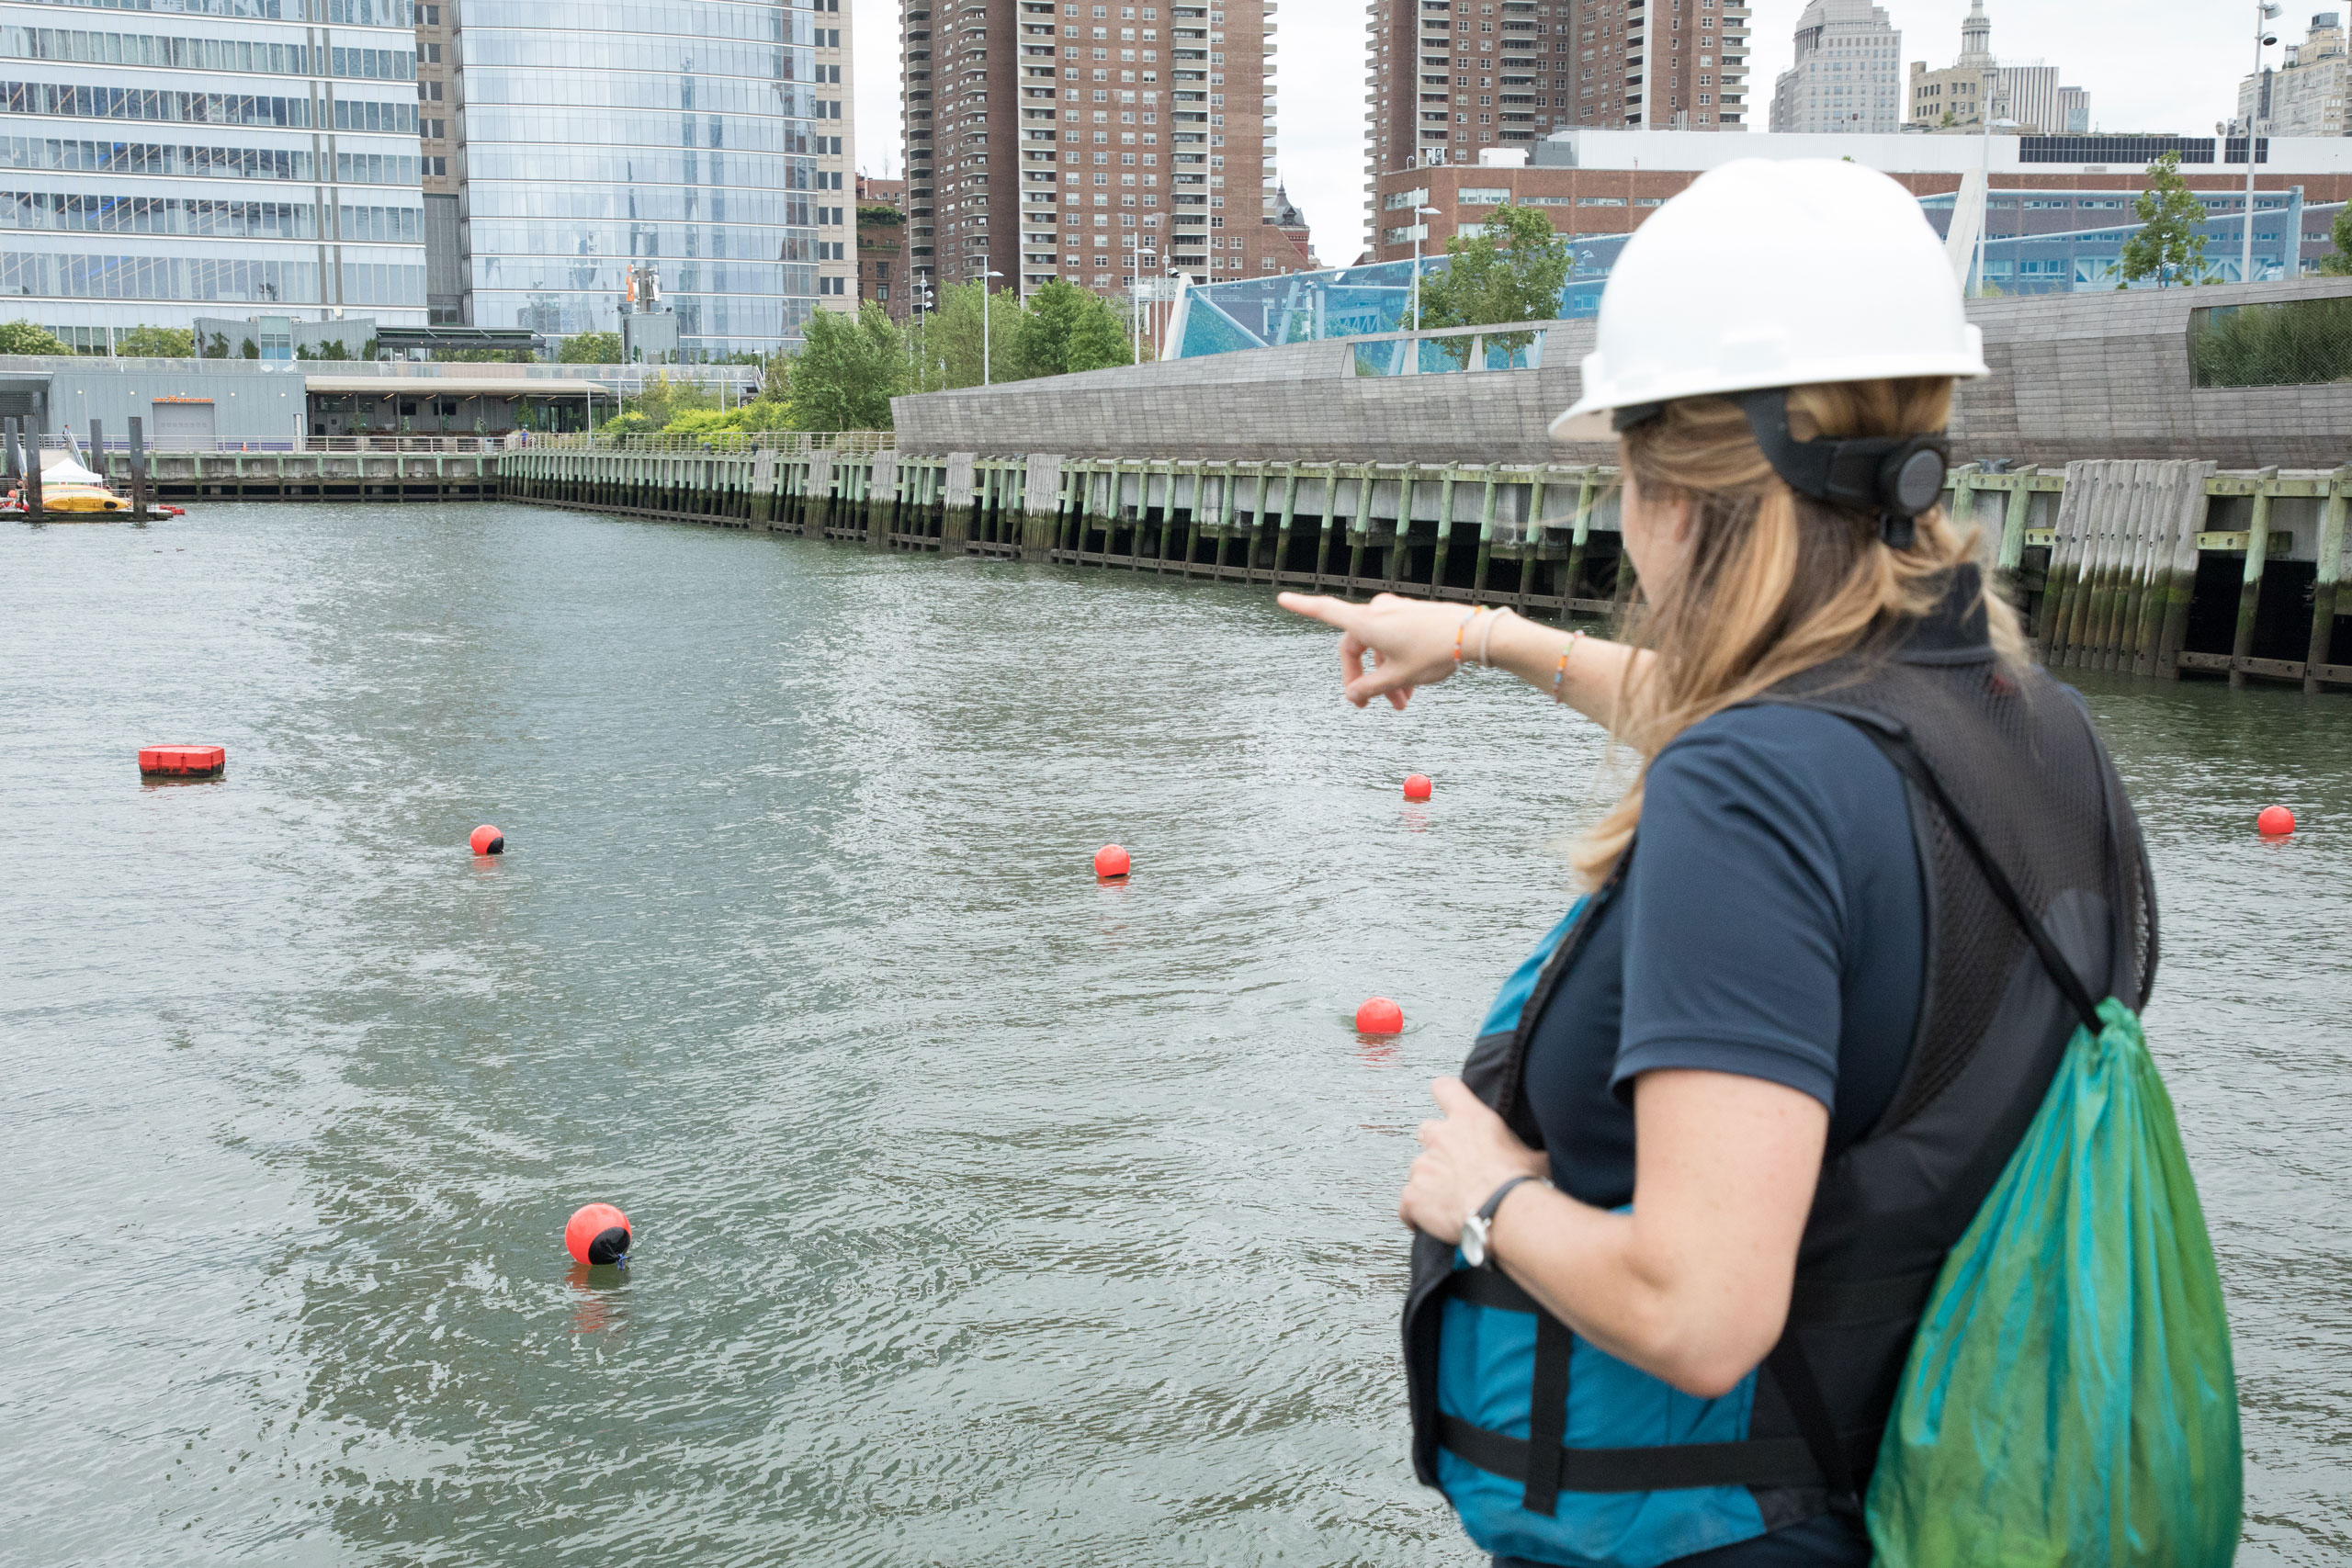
[1924,188,2333,291]
[1172,236,1627,359]
[456,0,831,357]
[0,0,424,346]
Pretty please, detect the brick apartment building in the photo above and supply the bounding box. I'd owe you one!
[1363,0,1753,253]
[902,0,1296,305]
[858,176,912,320]
[1369,129,2352,272]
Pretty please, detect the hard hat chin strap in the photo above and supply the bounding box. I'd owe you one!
[1729,389,1949,550]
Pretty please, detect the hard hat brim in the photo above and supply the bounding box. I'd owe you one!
[1549,326,1991,445]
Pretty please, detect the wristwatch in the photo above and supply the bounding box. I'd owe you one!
[1459,1174,1547,1269]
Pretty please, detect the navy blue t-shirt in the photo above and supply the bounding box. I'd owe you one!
[1523,704,1927,1208]
[1513,703,1923,1568]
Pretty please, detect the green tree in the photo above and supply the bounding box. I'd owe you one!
[0,320,69,355]
[922,279,1026,389]
[787,302,906,431]
[620,369,718,427]
[2116,151,2212,289]
[559,331,624,363]
[1417,202,1573,329]
[115,325,194,356]
[2318,205,2352,276]
[1012,277,1134,378]
[857,203,905,229]
[1414,202,1574,367]
[433,346,535,363]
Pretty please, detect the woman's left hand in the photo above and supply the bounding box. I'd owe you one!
[1399,1077,1552,1241]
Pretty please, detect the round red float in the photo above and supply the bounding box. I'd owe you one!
[469,824,505,856]
[1355,996,1405,1035]
[564,1202,632,1267]
[1094,843,1131,878]
[2257,805,2296,837]
[139,744,225,778]
[1402,773,1433,802]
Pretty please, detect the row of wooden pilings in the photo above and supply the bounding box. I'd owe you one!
[497,446,2352,693]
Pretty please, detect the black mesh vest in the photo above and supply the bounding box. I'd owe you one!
[1402,566,2160,1529]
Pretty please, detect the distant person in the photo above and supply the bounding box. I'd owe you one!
[1282,160,2233,1566]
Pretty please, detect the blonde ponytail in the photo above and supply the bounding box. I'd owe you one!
[1570,377,2025,888]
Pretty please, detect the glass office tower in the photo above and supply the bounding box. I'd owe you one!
[454,0,834,358]
[0,0,425,347]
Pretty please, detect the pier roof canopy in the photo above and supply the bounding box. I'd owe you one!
[303,377,610,399]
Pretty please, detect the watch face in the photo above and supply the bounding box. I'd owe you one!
[1460,1215,1487,1269]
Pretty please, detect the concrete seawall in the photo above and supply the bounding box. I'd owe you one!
[889,276,2352,471]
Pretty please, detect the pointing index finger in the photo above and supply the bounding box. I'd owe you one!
[1277,592,1363,631]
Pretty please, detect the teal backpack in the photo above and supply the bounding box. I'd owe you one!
[1862,734,2242,1565]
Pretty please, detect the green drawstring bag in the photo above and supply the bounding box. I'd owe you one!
[1865,747,2243,1566]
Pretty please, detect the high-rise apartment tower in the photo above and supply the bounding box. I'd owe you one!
[427,0,847,358]
[1364,0,1749,232]
[1770,0,1899,133]
[0,0,426,349]
[904,0,1289,302]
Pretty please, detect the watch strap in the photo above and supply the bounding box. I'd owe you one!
[1476,1173,1545,1226]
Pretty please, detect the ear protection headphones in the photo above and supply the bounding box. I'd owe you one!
[1611,389,1950,549]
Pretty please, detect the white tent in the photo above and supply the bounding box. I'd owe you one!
[37,452,104,486]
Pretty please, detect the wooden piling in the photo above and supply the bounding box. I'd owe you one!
[2151,464,2212,679]
[1428,469,1457,593]
[2229,467,2279,688]
[2305,467,2348,694]
[1472,472,1503,597]
[23,418,43,521]
[2038,462,2092,663]
[1272,465,1299,583]
[1565,474,1596,605]
[128,416,150,520]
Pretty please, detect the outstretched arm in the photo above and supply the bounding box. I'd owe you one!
[1276,592,1645,732]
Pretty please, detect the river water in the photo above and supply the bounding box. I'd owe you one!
[4,502,2346,1566]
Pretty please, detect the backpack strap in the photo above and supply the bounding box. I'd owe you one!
[1823,713,2109,1038]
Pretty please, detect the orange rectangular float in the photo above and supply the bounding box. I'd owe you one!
[139,744,225,776]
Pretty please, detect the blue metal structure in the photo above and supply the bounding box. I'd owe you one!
[1170,192,2346,359]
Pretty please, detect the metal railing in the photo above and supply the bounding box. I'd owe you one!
[52,434,512,455]
[518,430,893,457]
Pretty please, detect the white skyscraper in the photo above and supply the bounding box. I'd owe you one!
[1770,0,1902,134]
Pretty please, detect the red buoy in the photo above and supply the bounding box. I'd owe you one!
[139,744,224,777]
[1402,773,1433,802]
[564,1202,632,1267]
[1356,996,1405,1035]
[1094,843,1131,878]
[2257,805,2296,837]
[469,824,505,856]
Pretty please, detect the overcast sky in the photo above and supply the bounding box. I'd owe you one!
[850,0,2286,264]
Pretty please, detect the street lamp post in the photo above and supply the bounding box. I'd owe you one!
[1127,231,1143,363]
[2243,2,2283,283]
[910,281,934,391]
[1410,204,1441,333]
[980,267,1005,387]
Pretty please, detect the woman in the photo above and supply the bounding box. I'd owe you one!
[1281,162,2156,1566]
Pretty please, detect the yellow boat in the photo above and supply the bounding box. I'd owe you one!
[6,451,134,517]
[37,484,131,513]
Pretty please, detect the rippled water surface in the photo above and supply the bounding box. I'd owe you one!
[5,503,2346,1566]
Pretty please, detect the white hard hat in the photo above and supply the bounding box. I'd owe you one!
[1550,159,1987,442]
